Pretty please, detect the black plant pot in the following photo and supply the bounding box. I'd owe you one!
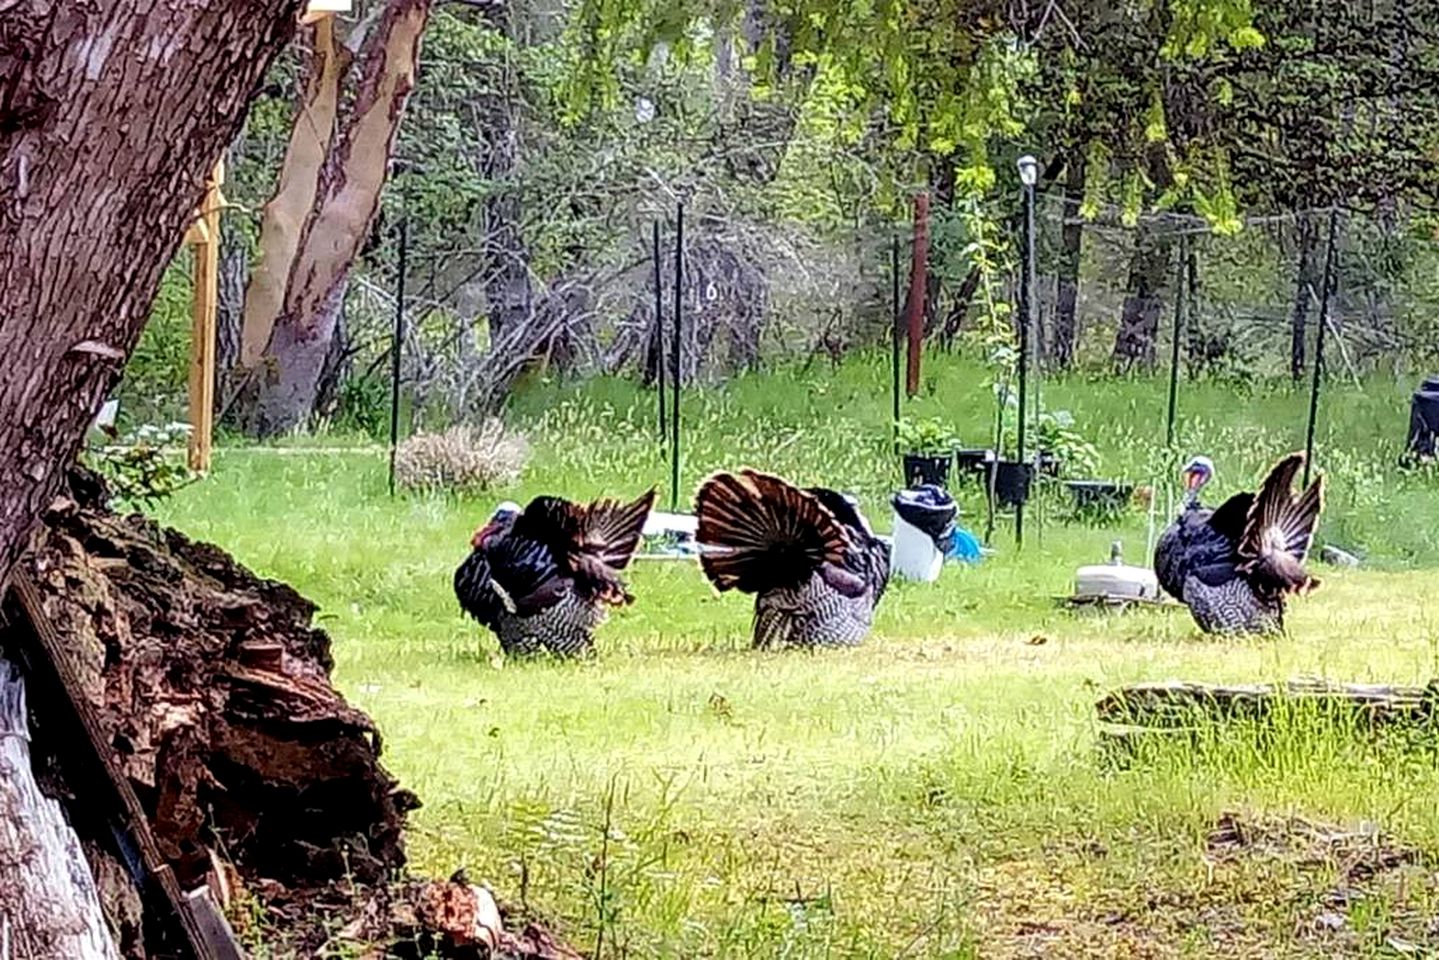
[1065,479,1133,515]
[954,447,995,478]
[986,460,1033,508]
[903,453,952,489]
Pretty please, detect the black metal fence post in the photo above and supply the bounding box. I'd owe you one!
[670,204,684,513]
[387,218,408,497]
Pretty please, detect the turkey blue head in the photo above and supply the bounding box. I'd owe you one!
[1181,456,1214,504]
[471,500,522,549]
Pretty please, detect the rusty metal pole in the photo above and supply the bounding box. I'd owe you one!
[905,193,929,396]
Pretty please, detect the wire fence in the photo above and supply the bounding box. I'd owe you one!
[334,190,1439,436]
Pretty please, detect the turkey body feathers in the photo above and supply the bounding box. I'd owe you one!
[454,489,655,655]
[1152,453,1323,634]
[695,469,890,648]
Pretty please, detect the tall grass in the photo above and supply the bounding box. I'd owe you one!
[158,353,1439,957]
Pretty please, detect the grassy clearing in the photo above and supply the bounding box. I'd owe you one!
[160,353,1439,957]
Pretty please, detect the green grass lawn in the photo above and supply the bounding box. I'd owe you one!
[158,353,1439,958]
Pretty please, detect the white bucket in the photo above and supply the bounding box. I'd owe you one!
[891,510,943,582]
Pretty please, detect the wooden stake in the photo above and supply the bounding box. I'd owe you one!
[302,0,351,24]
[187,160,223,473]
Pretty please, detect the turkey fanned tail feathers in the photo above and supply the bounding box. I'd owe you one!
[513,488,657,606]
[455,488,655,656]
[695,469,889,649]
[695,470,849,594]
[1236,452,1324,600]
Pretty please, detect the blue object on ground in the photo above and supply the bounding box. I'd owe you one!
[945,526,983,563]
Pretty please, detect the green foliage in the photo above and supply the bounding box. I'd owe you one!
[1034,409,1100,478]
[896,415,955,455]
[333,376,393,441]
[119,255,193,424]
[87,423,197,511]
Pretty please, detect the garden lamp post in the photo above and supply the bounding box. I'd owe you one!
[1015,154,1038,548]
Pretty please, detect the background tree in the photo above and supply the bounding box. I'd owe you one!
[0,0,301,947]
[230,0,432,437]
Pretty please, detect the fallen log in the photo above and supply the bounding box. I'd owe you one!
[1095,678,1439,769]
[1096,678,1439,729]
[0,468,574,958]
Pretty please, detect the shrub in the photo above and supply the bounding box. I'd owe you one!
[87,422,197,510]
[394,420,528,493]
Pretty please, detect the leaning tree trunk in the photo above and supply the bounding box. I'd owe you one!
[0,0,302,949]
[1111,225,1173,372]
[0,0,301,638]
[1289,215,1320,381]
[238,0,431,438]
[1052,153,1086,369]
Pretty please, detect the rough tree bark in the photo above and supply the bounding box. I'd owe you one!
[217,216,250,399]
[1052,153,1086,369]
[0,0,303,649]
[237,0,431,437]
[1289,215,1320,381]
[0,0,303,949]
[1111,226,1173,372]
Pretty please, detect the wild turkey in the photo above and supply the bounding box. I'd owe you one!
[1153,452,1324,634]
[454,489,655,656]
[694,469,890,648]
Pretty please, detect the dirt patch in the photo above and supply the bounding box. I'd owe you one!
[968,812,1439,959]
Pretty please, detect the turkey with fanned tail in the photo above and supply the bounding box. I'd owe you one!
[454,489,655,656]
[1153,452,1324,634]
[694,469,890,648]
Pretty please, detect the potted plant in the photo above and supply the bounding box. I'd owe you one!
[986,457,1034,508]
[897,416,955,488]
[1034,409,1100,480]
[954,445,995,478]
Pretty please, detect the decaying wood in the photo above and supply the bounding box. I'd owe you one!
[6,468,576,958]
[0,660,121,960]
[5,571,220,958]
[20,470,415,901]
[1097,678,1439,729]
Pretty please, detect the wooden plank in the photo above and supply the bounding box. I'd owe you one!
[184,889,245,960]
[5,572,234,960]
[187,160,222,473]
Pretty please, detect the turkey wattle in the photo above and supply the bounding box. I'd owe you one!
[694,469,891,649]
[454,489,655,656]
[1153,452,1324,634]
